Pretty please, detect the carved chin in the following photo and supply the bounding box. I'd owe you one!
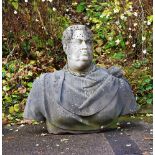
[76,60,91,68]
[79,57,89,61]
[79,55,92,61]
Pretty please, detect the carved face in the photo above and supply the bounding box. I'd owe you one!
[66,30,93,71]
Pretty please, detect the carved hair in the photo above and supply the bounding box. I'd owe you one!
[62,25,92,52]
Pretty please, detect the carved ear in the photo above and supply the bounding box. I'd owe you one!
[63,44,70,56]
[63,43,67,53]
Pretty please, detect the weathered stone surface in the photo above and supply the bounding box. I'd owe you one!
[23,25,138,134]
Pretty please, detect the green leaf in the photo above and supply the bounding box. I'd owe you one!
[94,5,102,11]
[12,2,18,10]
[146,98,153,104]
[120,40,125,48]
[76,2,86,12]
[4,96,12,102]
[32,120,39,125]
[7,114,14,120]
[12,94,18,98]
[92,18,100,23]
[147,15,153,22]
[31,36,45,49]
[9,65,15,73]
[2,71,6,78]
[33,0,38,11]
[3,86,11,91]
[28,71,33,76]
[145,85,153,91]
[2,113,5,119]
[105,41,115,49]
[98,31,105,39]
[21,40,31,54]
[144,79,151,83]
[27,82,33,88]
[46,39,54,47]
[112,52,125,60]
[30,60,36,65]
[9,106,14,114]
[14,104,20,112]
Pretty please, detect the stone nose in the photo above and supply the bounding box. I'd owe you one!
[81,40,87,49]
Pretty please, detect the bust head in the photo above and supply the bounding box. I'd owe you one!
[62,25,93,72]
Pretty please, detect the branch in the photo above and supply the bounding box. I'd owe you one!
[36,8,48,35]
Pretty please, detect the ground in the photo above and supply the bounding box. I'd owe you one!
[3,118,153,155]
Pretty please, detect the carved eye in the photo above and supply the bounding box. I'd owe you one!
[79,40,83,44]
[86,40,92,44]
[75,39,82,44]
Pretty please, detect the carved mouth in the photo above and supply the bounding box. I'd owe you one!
[80,50,89,56]
[82,53,89,56]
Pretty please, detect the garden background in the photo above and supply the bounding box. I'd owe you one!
[2,0,153,124]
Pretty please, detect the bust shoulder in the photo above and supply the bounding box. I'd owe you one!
[96,66,108,72]
[94,66,109,76]
[40,70,65,84]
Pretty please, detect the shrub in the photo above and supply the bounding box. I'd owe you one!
[75,0,153,106]
[2,0,71,124]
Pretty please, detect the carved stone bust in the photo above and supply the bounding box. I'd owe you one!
[23,25,138,134]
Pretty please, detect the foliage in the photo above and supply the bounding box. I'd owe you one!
[75,0,153,106]
[124,59,153,106]
[76,2,86,13]
[3,59,44,123]
[2,0,153,124]
[2,0,71,124]
[3,0,71,67]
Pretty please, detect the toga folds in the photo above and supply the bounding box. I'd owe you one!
[23,65,138,134]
